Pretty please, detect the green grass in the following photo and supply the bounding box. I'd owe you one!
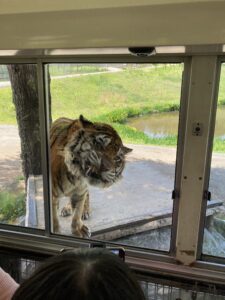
[50,65,183,120]
[218,66,225,106]
[0,87,14,124]
[0,191,26,223]
[0,65,183,123]
[213,137,225,152]
[1,64,225,151]
[112,123,177,146]
[94,103,180,124]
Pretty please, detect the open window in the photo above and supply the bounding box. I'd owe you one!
[45,62,184,251]
[0,60,184,254]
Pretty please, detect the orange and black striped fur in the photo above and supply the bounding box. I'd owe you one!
[50,115,132,237]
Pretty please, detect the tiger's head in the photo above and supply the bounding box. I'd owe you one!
[64,115,132,187]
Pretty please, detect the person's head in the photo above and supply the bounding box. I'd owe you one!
[12,247,146,300]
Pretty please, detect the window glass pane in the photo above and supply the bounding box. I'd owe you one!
[0,64,44,229]
[47,63,183,251]
[203,63,225,257]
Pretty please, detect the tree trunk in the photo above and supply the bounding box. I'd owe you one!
[7,65,41,183]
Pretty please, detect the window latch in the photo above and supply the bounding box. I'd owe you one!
[203,190,211,201]
[172,189,179,200]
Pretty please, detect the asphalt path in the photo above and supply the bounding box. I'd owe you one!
[1,125,225,201]
[0,67,122,89]
[0,126,225,235]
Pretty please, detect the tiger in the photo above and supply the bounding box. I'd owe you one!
[50,115,132,238]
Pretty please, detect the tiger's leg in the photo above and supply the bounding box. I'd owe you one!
[61,193,90,220]
[82,191,90,220]
[52,196,60,233]
[71,190,91,237]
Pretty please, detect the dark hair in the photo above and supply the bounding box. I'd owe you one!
[12,248,146,300]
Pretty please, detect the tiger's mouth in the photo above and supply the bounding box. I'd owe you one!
[86,169,101,181]
[82,162,120,187]
[85,166,111,185]
[87,175,115,188]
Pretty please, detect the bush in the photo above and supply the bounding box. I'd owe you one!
[0,191,25,223]
[95,102,180,124]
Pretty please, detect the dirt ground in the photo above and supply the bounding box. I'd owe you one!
[0,126,22,190]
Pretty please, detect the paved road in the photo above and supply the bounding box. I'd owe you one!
[0,126,21,189]
[1,125,225,201]
[0,67,122,89]
[0,126,225,236]
[0,81,11,88]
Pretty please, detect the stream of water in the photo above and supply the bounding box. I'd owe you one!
[127,107,225,138]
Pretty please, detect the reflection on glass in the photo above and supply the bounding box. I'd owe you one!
[0,64,44,229]
[48,63,183,251]
[203,64,225,257]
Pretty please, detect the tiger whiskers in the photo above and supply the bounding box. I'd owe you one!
[89,151,101,167]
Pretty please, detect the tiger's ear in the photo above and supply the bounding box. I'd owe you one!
[122,146,133,154]
[79,115,93,127]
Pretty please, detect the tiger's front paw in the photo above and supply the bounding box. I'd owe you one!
[82,210,90,220]
[61,203,72,217]
[71,220,91,238]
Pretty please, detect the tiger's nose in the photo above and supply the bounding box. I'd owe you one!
[101,156,113,171]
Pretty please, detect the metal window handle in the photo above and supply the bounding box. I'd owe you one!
[204,190,211,201]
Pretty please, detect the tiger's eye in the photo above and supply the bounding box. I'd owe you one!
[93,139,102,149]
[115,156,121,163]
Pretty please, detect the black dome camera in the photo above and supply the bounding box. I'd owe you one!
[128,47,156,57]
